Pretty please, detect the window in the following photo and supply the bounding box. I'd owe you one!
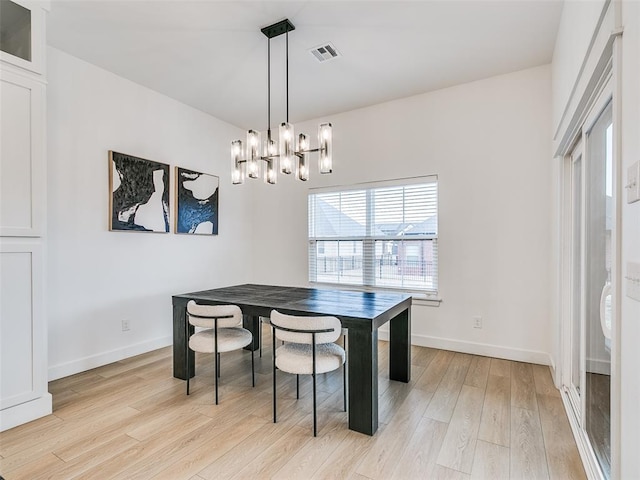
[308,176,438,295]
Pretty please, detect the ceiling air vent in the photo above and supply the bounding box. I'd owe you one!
[309,43,340,63]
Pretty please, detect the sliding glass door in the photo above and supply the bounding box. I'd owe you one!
[565,100,613,479]
[568,140,583,417]
[584,102,612,478]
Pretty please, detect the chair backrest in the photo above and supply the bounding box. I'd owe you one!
[187,301,242,328]
[270,310,341,345]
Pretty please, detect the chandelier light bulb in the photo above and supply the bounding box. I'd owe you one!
[266,160,277,184]
[247,130,261,178]
[318,123,333,174]
[231,139,244,184]
[279,122,295,174]
[299,133,308,151]
[269,139,278,156]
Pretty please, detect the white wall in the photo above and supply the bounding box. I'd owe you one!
[618,2,640,477]
[251,65,554,365]
[46,47,254,379]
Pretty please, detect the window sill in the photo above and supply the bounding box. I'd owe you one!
[411,295,442,307]
[309,282,441,306]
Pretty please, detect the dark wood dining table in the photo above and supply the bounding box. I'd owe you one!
[172,284,411,435]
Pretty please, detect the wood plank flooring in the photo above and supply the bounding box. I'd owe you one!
[0,327,586,479]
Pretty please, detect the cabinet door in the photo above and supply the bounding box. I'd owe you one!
[0,0,46,75]
[0,70,45,236]
[0,241,46,410]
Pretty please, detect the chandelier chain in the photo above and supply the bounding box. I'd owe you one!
[286,29,289,123]
[267,37,271,141]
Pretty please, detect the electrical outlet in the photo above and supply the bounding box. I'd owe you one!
[626,161,640,204]
[122,319,131,332]
[473,316,483,329]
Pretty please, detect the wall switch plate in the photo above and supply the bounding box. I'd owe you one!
[122,319,131,331]
[473,316,483,328]
[626,262,640,302]
[626,161,640,204]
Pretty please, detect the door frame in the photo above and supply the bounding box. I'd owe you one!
[558,69,621,480]
[563,137,585,425]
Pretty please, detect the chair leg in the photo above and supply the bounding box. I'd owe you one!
[186,349,190,395]
[251,348,255,387]
[343,334,347,412]
[214,321,219,405]
[342,335,349,412]
[186,319,190,395]
[214,353,219,405]
[312,372,317,437]
[343,364,347,412]
[272,325,277,424]
[312,335,317,437]
[259,319,262,358]
[296,374,300,399]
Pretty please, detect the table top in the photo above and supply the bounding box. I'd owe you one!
[173,284,411,328]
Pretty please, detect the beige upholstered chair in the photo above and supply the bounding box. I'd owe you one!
[270,310,346,436]
[186,301,254,404]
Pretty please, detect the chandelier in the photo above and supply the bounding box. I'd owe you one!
[231,19,333,185]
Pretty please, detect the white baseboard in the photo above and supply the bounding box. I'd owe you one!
[0,393,53,432]
[586,357,611,375]
[48,336,173,381]
[377,331,553,366]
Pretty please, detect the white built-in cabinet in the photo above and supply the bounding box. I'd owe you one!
[0,0,51,431]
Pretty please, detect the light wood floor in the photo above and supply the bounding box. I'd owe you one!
[0,327,586,479]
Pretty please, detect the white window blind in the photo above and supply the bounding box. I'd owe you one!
[309,177,438,294]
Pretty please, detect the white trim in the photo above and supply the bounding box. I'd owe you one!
[48,336,172,381]
[553,0,616,152]
[411,297,442,307]
[586,358,611,376]
[609,13,623,477]
[0,393,52,432]
[309,174,437,194]
[583,85,613,135]
[377,331,552,366]
[561,390,606,480]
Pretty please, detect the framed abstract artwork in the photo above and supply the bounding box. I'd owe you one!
[175,167,219,235]
[109,151,170,232]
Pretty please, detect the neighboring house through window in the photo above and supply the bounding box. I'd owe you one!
[308,176,438,296]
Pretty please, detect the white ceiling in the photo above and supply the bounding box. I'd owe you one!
[47,0,563,130]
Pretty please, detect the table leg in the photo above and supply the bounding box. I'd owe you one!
[243,315,260,351]
[172,302,193,380]
[347,326,378,435]
[389,307,411,382]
